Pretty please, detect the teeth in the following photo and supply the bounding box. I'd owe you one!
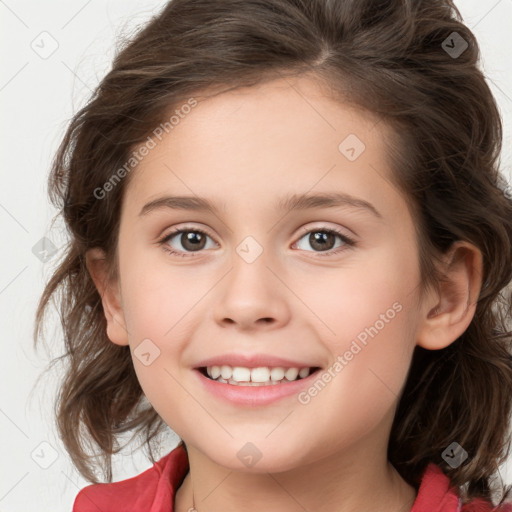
[270,367,285,380]
[232,367,251,382]
[210,366,221,379]
[205,365,313,385]
[298,368,310,379]
[286,368,299,380]
[252,367,270,382]
[220,365,232,380]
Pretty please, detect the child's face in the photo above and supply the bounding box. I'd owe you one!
[111,76,428,470]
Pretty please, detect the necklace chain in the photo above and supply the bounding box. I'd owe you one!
[192,481,197,511]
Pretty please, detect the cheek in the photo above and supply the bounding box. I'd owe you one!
[117,248,220,401]
[118,262,202,419]
[291,241,420,410]
[291,239,420,347]
[120,246,209,340]
[297,296,417,454]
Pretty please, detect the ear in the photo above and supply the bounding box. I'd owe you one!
[416,241,483,350]
[85,247,129,346]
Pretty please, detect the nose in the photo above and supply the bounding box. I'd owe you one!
[212,248,291,332]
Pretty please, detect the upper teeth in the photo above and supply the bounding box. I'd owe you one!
[206,365,312,383]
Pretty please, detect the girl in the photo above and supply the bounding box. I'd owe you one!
[34,0,512,511]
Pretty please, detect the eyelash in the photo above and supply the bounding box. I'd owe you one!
[158,225,356,258]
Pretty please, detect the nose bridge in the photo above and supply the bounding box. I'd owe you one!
[228,233,276,304]
[213,232,290,329]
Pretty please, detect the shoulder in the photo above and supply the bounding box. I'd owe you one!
[461,499,512,512]
[461,498,512,512]
[411,463,512,512]
[72,442,189,512]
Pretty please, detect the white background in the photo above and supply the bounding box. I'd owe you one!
[1,1,511,510]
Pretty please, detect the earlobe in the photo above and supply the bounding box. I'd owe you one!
[416,241,483,351]
[85,248,130,346]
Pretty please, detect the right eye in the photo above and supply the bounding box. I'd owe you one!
[159,227,218,257]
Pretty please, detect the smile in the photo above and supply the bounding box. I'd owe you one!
[194,366,323,406]
[201,365,320,386]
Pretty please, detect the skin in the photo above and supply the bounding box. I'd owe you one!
[87,75,483,512]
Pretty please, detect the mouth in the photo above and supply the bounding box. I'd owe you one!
[197,365,322,386]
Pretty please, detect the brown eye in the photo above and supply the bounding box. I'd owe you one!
[177,231,207,251]
[294,227,355,256]
[307,231,337,251]
[160,228,216,256]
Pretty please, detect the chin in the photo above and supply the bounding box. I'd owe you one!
[208,439,309,473]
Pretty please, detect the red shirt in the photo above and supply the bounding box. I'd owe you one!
[73,442,511,512]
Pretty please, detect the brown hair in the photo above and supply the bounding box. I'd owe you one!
[33,0,512,506]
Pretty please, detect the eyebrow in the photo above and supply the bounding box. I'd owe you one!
[138,192,382,218]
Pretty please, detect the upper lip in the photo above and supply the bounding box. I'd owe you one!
[194,353,322,369]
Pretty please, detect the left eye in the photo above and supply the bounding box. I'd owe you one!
[159,226,355,257]
[293,227,355,255]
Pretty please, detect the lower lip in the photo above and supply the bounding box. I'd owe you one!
[193,368,321,407]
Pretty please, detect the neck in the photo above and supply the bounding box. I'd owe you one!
[174,435,417,512]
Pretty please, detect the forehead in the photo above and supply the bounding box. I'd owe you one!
[123,75,398,216]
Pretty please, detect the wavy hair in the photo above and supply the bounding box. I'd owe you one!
[34,0,512,506]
